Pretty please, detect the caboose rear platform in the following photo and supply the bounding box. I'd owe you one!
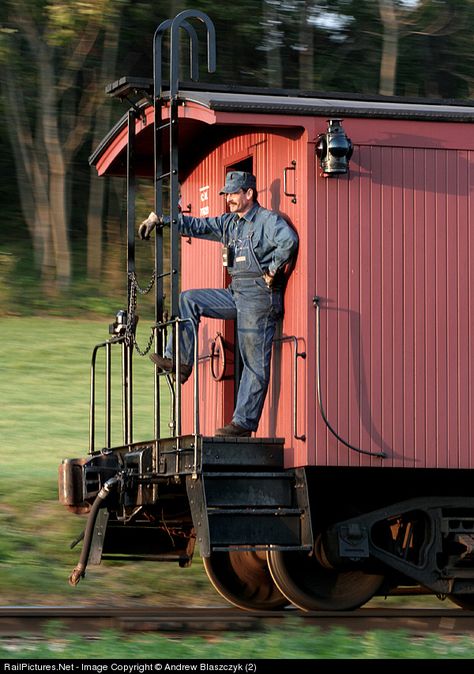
[60,429,474,611]
[60,434,312,611]
[59,10,474,612]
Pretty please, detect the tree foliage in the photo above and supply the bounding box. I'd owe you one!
[0,0,125,289]
[0,0,473,296]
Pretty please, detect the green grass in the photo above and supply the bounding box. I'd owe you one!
[1,622,474,659]
[0,316,218,607]
[1,316,157,472]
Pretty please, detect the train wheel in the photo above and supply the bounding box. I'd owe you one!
[448,595,474,610]
[266,549,384,611]
[203,550,288,611]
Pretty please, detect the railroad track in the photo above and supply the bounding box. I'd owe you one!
[0,607,473,637]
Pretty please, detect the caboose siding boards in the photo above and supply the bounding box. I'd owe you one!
[90,89,474,471]
[313,138,474,470]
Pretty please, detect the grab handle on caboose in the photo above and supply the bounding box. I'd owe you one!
[274,335,306,441]
[283,160,297,203]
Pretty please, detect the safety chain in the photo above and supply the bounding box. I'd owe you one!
[126,271,156,356]
[131,269,156,295]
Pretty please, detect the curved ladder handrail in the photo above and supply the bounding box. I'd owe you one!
[169,10,216,97]
[154,18,200,97]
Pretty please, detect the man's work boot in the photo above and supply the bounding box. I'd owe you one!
[215,422,251,437]
[150,354,192,384]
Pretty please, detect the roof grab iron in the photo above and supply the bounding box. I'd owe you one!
[154,10,216,99]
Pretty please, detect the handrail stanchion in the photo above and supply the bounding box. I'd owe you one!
[191,321,200,478]
[106,341,111,449]
[273,335,306,442]
[89,345,99,455]
[153,317,200,474]
[89,336,125,455]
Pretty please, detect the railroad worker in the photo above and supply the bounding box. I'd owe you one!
[138,171,298,437]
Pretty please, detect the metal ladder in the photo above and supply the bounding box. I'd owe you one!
[89,12,216,456]
[151,11,216,443]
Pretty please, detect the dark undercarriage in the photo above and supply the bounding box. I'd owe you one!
[60,436,474,611]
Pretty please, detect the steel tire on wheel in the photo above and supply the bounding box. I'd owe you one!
[267,549,384,611]
[203,550,288,611]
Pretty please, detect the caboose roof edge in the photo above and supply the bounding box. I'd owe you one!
[89,85,474,170]
[183,88,474,121]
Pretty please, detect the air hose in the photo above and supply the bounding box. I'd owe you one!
[68,476,120,586]
[313,296,386,459]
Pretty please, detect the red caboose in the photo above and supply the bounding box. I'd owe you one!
[60,11,474,611]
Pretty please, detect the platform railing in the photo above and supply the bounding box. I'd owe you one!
[88,335,128,455]
[153,317,200,477]
[88,319,200,475]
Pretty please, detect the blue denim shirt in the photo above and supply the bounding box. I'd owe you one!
[178,202,298,276]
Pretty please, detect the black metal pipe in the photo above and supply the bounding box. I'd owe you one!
[313,296,386,459]
[274,335,306,442]
[68,476,120,586]
[89,337,124,455]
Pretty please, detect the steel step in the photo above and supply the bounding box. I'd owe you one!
[207,509,304,548]
[202,472,294,508]
[156,434,286,474]
[186,467,313,556]
[201,436,285,470]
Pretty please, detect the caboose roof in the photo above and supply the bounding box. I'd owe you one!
[90,82,474,177]
[175,87,474,120]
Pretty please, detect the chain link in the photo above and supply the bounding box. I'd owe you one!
[130,269,156,295]
[126,271,156,356]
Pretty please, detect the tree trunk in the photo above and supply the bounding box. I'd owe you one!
[4,1,113,291]
[263,0,283,87]
[2,64,55,285]
[299,1,315,92]
[87,9,123,280]
[378,0,399,96]
[38,43,71,288]
[3,68,43,265]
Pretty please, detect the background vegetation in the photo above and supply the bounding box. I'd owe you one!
[1,0,474,306]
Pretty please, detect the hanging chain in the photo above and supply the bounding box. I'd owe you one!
[126,271,156,356]
[131,269,156,295]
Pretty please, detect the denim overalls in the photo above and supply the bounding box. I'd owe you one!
[226,226,283,430]
[164,207,293,432]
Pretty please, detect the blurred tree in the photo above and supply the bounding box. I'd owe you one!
[261,0,284,87]
[397,0,474,98]
[0,0,129,289]
[298,1,316,92]
[378,0,399,95]
[378,0,462,96]
[86,1,126,280]
[1,0,474,301]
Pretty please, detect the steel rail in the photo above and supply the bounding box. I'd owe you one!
[0,607,473,636]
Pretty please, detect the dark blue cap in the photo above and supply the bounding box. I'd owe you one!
[219,171,257,194]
